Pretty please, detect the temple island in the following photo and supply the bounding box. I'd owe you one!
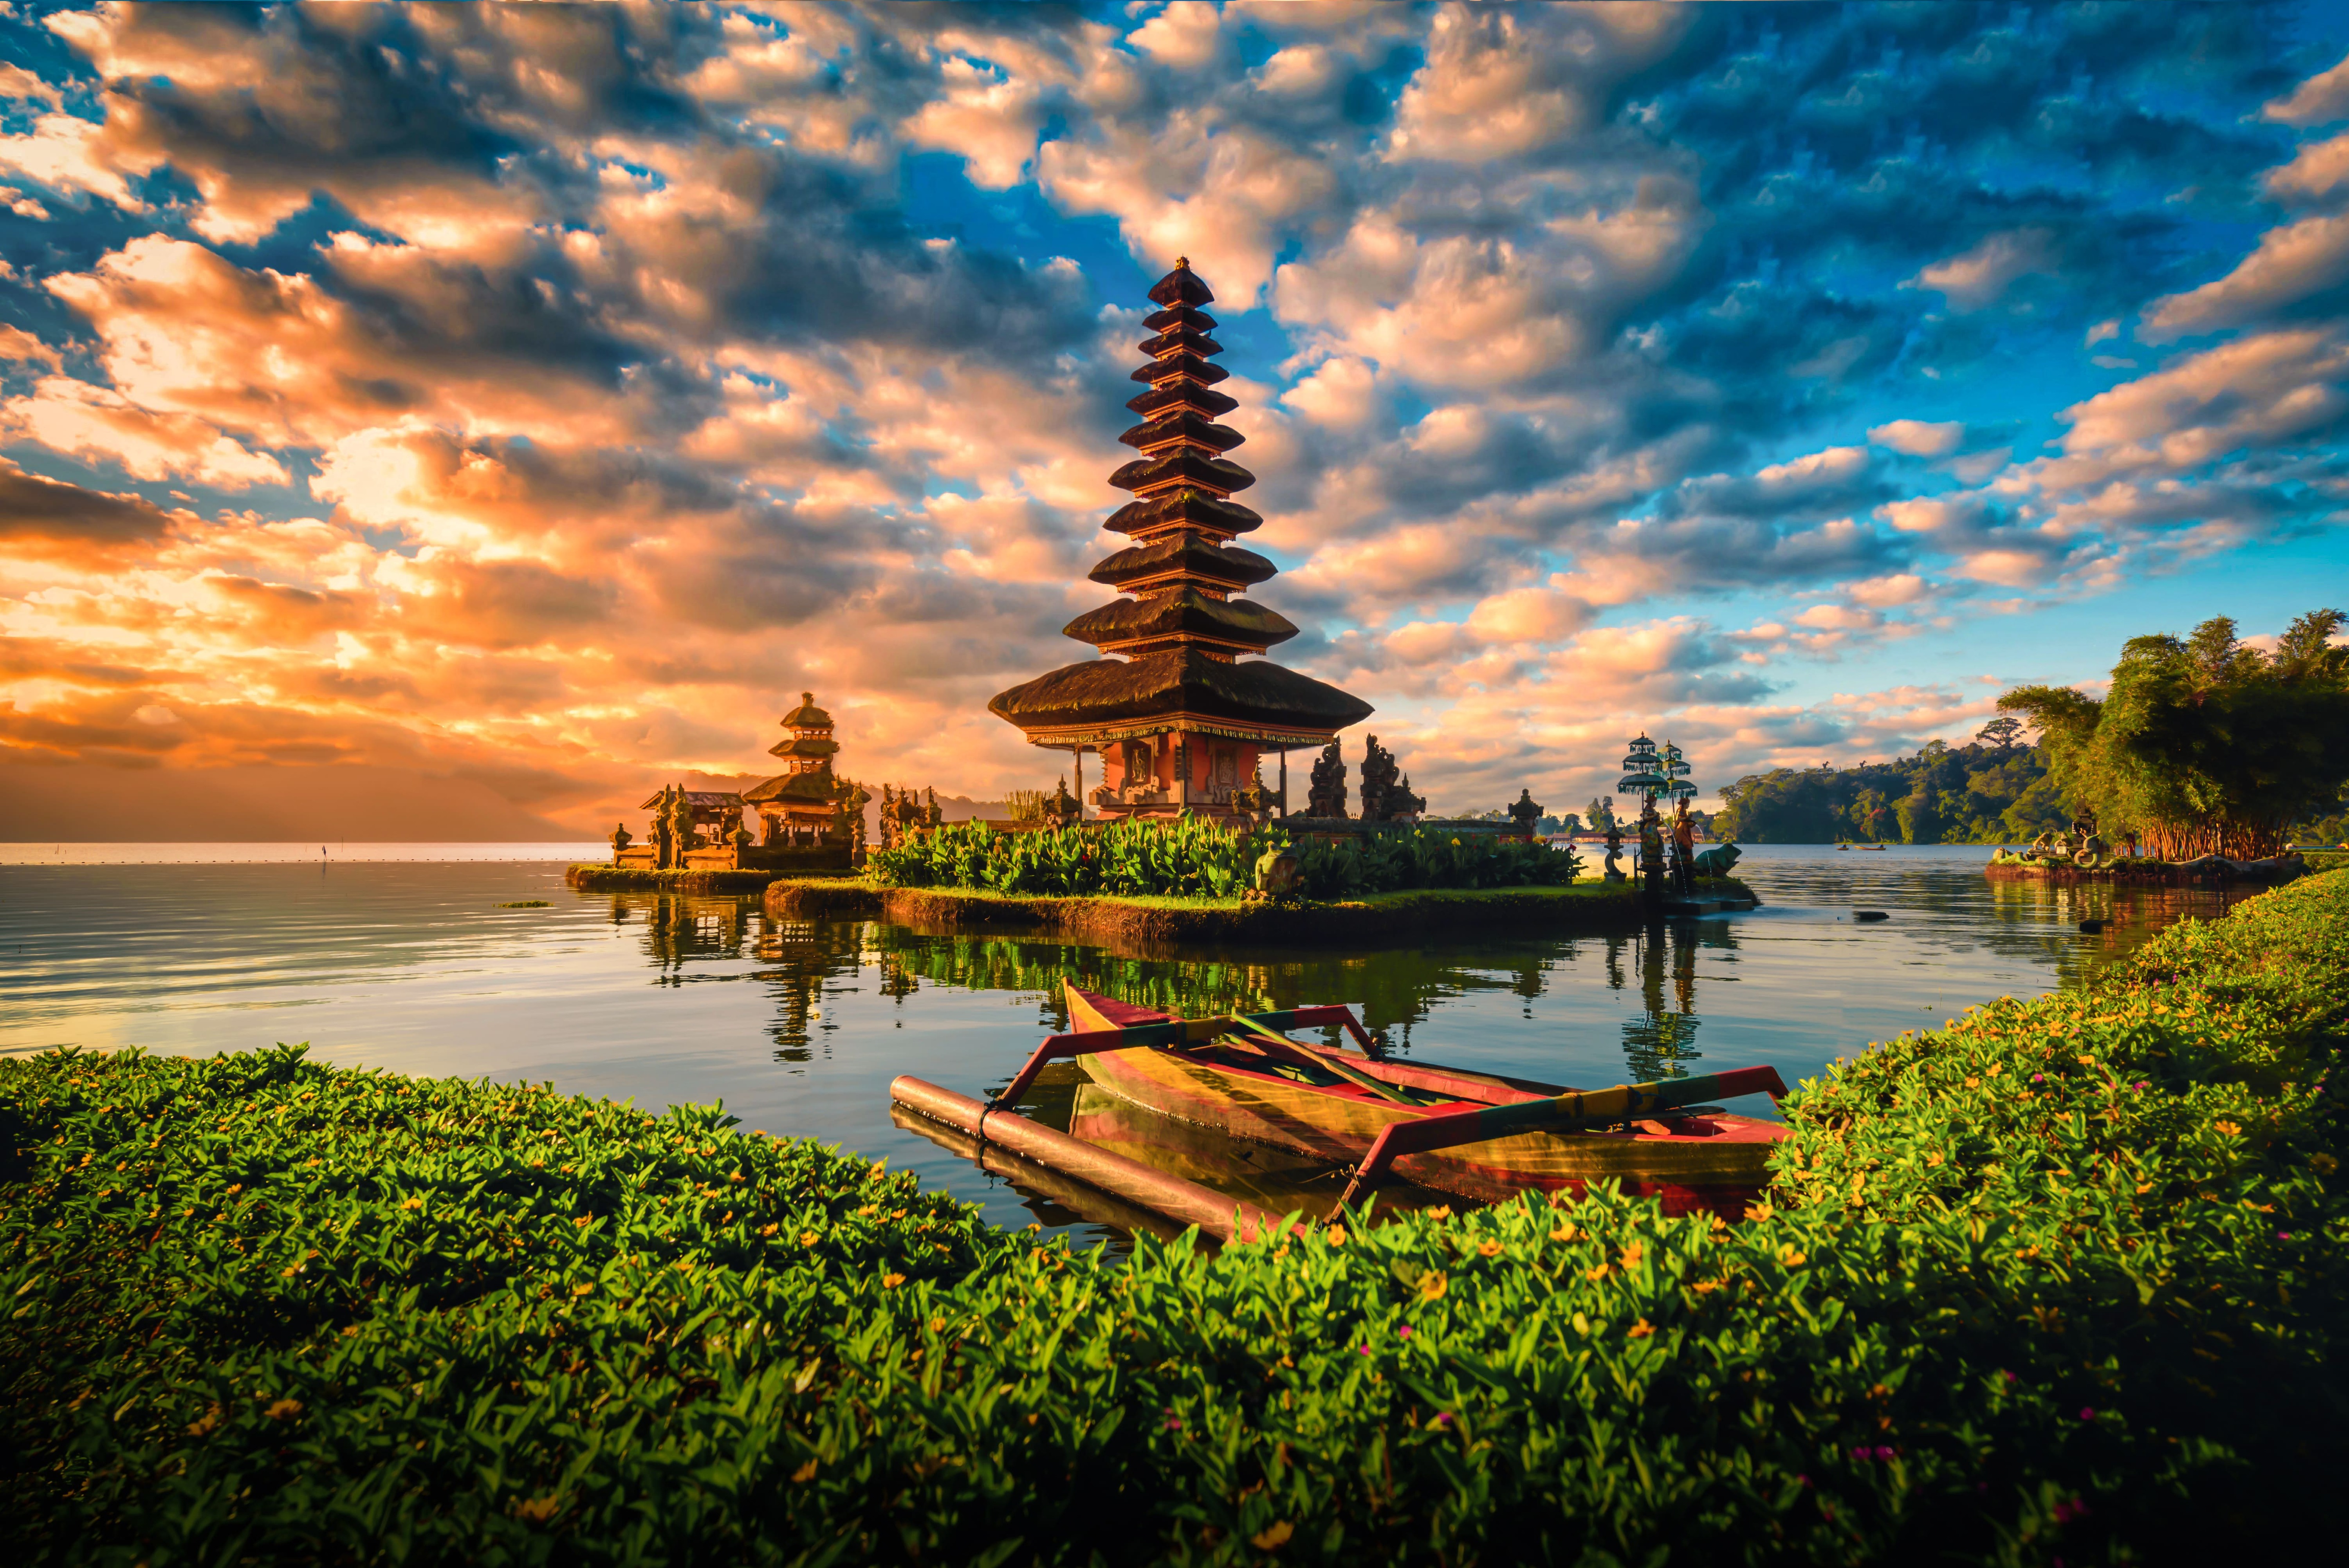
[987,260,1373,819]
[573,693,866,888]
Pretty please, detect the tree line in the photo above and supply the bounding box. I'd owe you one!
[1712,609,2348,850]
[1714,724,2066,845]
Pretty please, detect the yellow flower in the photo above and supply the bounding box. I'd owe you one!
[1251,1521,1294,1550]
[1426,1205,1454,1221]
[1626,1318,1654,1339]
[572,1283,595,1297]
[1325,1224,1348,1247]
[1478,1239,1503,1258]
[264,1398,303,1421]
[2313,1153,2339,1176]
[2214,1120,2241,1139]
[1619,1241,1644,1269]
[759,1222,779,1238]
[1549,1225,1579,1243]
[799,1231,819,1247]
[1777,1245,1808,1268]
[1584,1264,1612,1283]
[400,1197,422,1211]
[1418,1270,1448,1302]
[1694,1279,1723,1295]
[791,1459,819,1483]
[882,1272,907,1288]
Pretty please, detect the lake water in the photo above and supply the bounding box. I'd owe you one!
[0,844,2255,1236]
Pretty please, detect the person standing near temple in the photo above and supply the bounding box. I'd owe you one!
[1672,798,1697,893]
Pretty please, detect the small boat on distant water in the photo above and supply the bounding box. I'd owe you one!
[981,985,1790,1218]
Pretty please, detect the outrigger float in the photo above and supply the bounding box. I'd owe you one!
[889,984,1790,1241]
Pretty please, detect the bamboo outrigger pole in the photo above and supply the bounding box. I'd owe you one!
[1332,1065,1786,1211]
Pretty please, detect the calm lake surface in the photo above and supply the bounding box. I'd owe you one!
[0,844,2257,1235]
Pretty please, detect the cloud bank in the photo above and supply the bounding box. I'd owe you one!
[2,1,2344,829]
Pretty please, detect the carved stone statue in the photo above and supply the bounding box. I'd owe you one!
[609,822,632,861]
[1506,788,1542,836]
[1230,769,1272,825]
[1671,798,1696,893]
[1306,740,1347,817]
[1639,799,1665,899]
[1048,776,1082,828]
[1603,819,1626,882]
[1252,843,1300,899]
[1691,843,1741,878]
[1359,735,1395,821]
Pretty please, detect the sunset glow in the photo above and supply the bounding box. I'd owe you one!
[4,2,2346,837]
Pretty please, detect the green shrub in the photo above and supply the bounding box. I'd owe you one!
[5,873,2346,1563]
[868,816,1284,899]
[1294,826,1580,898]
[869,817,1580,902]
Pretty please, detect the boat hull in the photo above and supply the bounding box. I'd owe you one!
[1073,1041,1779,1217]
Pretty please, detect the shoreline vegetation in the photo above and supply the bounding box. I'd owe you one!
[5,872,2346,1561]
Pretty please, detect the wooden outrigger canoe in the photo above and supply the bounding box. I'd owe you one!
[983,984,1790,1219]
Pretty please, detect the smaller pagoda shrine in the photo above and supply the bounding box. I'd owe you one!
[614,692,863,872]
[743,693,844,847]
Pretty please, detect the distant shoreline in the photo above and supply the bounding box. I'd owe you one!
[0,842,601,866]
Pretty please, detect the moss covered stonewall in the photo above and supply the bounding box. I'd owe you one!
[6,874,2347,1563]
[765,875,1755,945]
[565,864,796,893]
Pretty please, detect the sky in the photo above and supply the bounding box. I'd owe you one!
[4,1,2349,838]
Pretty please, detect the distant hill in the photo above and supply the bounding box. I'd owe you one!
[0,763,581,843]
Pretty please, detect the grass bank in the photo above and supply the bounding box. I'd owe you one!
[6,872,2346,1562]
[765,875,1755,946]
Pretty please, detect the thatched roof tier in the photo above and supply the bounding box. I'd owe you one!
[1142,304,1216,333]
[990,648,1371,739]
[1129,352,1228,387]
[1118,410,1245,453]
[1126,382,1239,419]
[1109,449,1255,495]
[1138,326,1223,359]
[1147,262,1214,308]
[768,734,840,760]
[1063,588,1298,653]
[743,769,837,807]
[1105,489,1263,536]
[778,693,832,728]
[1090,535,1276,591]
[637,789,742,812]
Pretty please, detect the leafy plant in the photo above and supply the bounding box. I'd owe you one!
[7,873,2347,1563]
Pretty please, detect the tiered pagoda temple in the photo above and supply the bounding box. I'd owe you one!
[989,260,1371,817]
[742,692,841,846]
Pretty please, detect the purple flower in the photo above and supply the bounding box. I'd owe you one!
[2279,1231,2292,1241]
[1874,1445,1896,1460]
[2032,1074,2046,1083]
[1398,1326,1412,1338]
[1431,1411,1453,1427]
[1357,1345,1372,1356]
[2079,1407,2096,1421]
[2133,1081,2148,1091]
[2001,1370,2017,1385]
[1796,1474,1811,1489]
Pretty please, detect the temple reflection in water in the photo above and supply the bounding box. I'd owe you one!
[598,890,1743,1087]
